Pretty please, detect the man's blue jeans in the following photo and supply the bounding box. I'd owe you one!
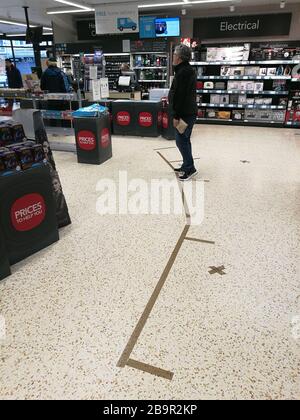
[175,115,196,173]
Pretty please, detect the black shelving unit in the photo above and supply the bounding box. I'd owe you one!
[192,57,300,128]
[132,52,169,99]
[104,53,131,90]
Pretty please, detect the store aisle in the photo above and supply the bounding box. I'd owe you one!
[0,125,299,400]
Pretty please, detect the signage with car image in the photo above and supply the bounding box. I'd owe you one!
[95,3,139,35]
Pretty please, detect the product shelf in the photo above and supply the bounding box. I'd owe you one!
[197,103,286,109]
[196,118,284,127]
[191,60,300,66]
[197,89,289,95]
[198,75,292,80]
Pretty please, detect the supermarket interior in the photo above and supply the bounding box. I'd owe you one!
[0,0,299,401]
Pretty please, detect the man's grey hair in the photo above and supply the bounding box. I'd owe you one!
[174,44,192,62]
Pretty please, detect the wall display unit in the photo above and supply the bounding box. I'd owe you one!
[193,42,300,128]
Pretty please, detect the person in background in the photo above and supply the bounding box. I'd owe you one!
[168,44,198,182]
[5,59,23,89]
[40,57,71,93]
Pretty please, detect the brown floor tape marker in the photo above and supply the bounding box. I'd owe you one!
[185,237,215,245]
[117,224,190,369]
[126,359,174,381]
[154,146,177,151]
[156,151,175,170]
[117,151,215,380]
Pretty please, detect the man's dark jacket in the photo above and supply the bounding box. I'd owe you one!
[6,65,23,89]
[40,66,68,93]
[168,61,197,120]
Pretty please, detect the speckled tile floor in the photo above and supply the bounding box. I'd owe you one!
[0,125,299,400]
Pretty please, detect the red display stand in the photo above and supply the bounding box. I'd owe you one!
[112,100,162,137]
[0,164,59,266]
[74,114,112,165]
[135,101,162,137]
[112,100,136,136]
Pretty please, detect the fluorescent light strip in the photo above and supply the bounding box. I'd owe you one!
[53,0,92,11]
[6,32,53,37]
[138,0,232,7]
[47,0,232,15]
[0,19,52,31]
[47,8,94,14]
[0,19,34,27]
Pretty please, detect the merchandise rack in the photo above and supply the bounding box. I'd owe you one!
[104,53,131,90]
[193,54,300,128]
[132,52,169,98]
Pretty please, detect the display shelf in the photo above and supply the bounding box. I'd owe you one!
[191,60,300,66]
[138,80,167,83]
[197,89,289,95]
[133,66,167,70]
[196,118,284,127]
[197,103,286,110]
[132,52,167,55]
[198,75,292,80]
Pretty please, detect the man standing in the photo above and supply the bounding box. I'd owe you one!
[5,59,23,89]
[40,57,71,93]
[168,44,198,181]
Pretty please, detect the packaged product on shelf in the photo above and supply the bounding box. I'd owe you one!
[228,81,240,90]
[0,125,13,147]
[220,66,231,76]
[6,122,26,143]
[263,98,273,105]
[258,110,272,121]
[267,68,277,76]
[246,98,255,105]
[206,109,218,119]
[219,94,230,104]
[255,98,265,105]
[197,109,205,118]
[232,110,244,120]
[197,94,203,104]
[230,67,245,76]
[230,94,239,105]
[30,144,45,163]
[204,82,214,89]
[245,67,260,76]
[273,80,287,92]
[245,110,260,120]
[217,111,231,119]
[259,68,267,76]
[210,94,220,104]
[254,82,264,92]
[14,147,34,170]
[273,110,286,122]
[0,151,20,172]
[238,95,247,105]
[215,82,226,90]
[245,81,255,91]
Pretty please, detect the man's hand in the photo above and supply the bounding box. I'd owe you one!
[173,118,179,128]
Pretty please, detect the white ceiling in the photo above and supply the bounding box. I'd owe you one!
[0,0,299,34]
